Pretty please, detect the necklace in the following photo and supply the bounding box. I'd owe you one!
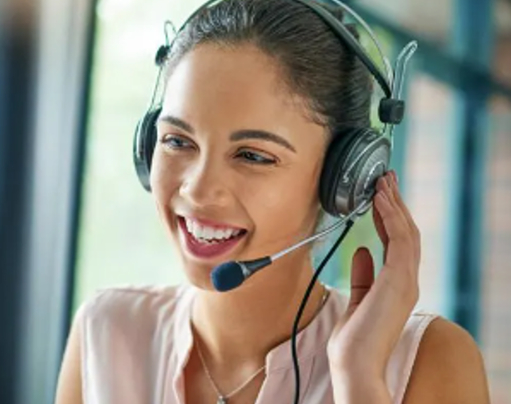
[196,341,265,404]
[195,285,330,404]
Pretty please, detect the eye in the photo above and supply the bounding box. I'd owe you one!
[235,149,277,165]
[160,134,194,150]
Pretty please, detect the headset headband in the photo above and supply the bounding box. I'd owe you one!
[153,0,418,126]
[162,0,394,95]
[293,0,392,98]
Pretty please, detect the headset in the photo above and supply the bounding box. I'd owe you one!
[133,0,417,219]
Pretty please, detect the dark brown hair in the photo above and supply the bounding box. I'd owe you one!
[164,0,372,137]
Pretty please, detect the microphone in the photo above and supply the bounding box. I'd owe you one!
[210,200,370,291]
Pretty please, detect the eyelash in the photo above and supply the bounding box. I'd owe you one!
[235,149,276,165]
[160,135,278,166]
[160,134,194,150]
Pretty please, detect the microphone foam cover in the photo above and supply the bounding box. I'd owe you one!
[211,261,245,292]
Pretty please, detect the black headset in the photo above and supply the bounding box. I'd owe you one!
[133,0,416,218]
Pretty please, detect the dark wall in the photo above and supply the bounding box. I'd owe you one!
[0,0,95,403]
[0,1,38,403]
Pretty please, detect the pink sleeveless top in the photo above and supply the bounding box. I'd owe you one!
[77,284,438,404]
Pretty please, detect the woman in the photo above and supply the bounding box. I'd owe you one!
[55,0,491,403]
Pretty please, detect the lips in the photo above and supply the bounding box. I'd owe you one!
[177,216,247,260]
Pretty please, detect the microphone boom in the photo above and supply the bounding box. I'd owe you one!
[210,200,370,292]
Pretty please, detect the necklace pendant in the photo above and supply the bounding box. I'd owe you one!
[217,397,227,404]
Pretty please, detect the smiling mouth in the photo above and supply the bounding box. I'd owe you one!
[177,216,248,259]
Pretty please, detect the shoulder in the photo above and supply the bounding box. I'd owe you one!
[79,283,190,308]
[76,283,197,356]
[78,283,192,326]
[402,316,491,404]
[55,283,194,404]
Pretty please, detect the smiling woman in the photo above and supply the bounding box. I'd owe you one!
[56,1,491,404]
[151,43,327,290]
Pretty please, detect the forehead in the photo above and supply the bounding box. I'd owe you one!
[161,43,323,141]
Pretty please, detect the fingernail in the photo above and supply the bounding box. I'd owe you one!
[391,170,399,185]
[385,172,392,187]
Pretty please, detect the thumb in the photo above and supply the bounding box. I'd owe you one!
[346,247,375,314]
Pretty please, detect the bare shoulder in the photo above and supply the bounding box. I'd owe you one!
[402,316,491,404]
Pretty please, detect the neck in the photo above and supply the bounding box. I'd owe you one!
[190,252,328,371]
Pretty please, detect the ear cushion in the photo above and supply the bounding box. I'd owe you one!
[320,128,390,217]
[133,107,161,192]
[320,129,362,216]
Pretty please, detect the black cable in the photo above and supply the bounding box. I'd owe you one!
[291,219,355,404]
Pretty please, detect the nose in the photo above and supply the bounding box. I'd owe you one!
[179,155,231,210]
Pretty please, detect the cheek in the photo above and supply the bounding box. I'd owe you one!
[260,181,316,212]
[246,164,321,239]
[150,150,181,204]
[266,158,323,213]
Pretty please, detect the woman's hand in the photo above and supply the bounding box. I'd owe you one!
[327,170,421,403]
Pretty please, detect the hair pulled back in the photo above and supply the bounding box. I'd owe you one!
[165,0,372,138]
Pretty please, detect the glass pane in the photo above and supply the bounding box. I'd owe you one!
[481,95,511,404]
[355,0,452,45]
[403,74,457,316]
[494,0,511,87]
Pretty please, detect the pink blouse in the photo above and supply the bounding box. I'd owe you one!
[78,284,438,404]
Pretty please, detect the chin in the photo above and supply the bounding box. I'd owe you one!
[181,259,219,291]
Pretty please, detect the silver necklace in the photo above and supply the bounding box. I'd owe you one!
[196,341,265,404]
[195,285,330,404]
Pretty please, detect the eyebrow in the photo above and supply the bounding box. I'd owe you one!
[157,114,296,153]
[157,115,194,134]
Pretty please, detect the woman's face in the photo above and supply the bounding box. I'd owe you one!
[152,43,328,290]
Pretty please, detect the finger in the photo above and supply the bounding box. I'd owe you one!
[373,177,389,254]
[375,173,409,245]
[347,247,375,314]
[372,196,388,263]
[387,171,421,264]
[372,179,388,245]
[374,175,416,273]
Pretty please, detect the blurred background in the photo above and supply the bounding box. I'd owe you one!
[0,0,510,403]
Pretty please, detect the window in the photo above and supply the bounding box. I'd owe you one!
[404,74,458,315]
[494,0,511,87]
[354,0,452,46]
[481,96,511,404]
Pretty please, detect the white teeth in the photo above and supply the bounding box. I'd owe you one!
[183,217,243,242]
[203,227,214,240]
[185,219,193,234]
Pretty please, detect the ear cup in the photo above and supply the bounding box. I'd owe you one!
[133,107,161,192]
[320,128,391,217]
[319,130,359,215]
